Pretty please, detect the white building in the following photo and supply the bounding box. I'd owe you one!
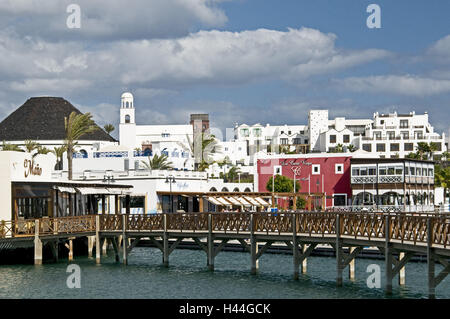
[233,109,447,160]
[355,111,447,159]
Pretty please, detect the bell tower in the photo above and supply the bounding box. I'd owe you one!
[119,92,136,147]
[120,92,135,124]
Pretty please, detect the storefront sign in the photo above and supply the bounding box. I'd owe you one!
[24,159,42,177]
[281,159,312,166]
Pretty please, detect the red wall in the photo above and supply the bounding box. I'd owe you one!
[257,156,352,208]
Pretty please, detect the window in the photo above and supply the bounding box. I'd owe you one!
[415,131,423,139]
[125,115,130,123]
[161,133,170,138]
[379,167,387,175]
[390,143,400,152]
[335,164,344,174]
[288,131,291,135]
[388,131,395,140]
[362,144,372,152]
[352,168,360,176]
[329,135,337,143]
[368,167,377,175]
[374,132,381,140]
[416,168,422,176]
[401,131,409,139]
[241,128,249,137]
[333,195,346,207]
[428,168,433,176]
[376,144,386,152]
[410,167,415,176]
[280,138,288,145]
[253,128,261,137]
[395,167,403,175]
[404,143,414,151]
[343,135,350,143]
[312,164,320,175]
[400,120,409,128]
[293,138,301,144]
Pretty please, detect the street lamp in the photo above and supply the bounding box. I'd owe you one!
[165,175,176,213]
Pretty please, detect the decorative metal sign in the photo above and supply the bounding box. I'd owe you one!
[24,159,42,177]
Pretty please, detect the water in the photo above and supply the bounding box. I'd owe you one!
[0,247,448,299]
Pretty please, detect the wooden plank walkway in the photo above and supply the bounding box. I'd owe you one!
[1,211,449,298]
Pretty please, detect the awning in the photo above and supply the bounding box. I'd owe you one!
[215,197,232,206]
[206,197,223,206]
[243,196,261,206]
[254,197,271,207]
[54,186,76,193]
[75,187,110,195]
[107,188,132,195]
[224,196,242,206]
[234,197,252,207]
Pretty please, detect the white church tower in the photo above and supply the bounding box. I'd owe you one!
[119,92,136,148]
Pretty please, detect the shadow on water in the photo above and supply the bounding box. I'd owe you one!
[0,246,446,299]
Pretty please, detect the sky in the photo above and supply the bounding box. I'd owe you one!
[0,0,449,140]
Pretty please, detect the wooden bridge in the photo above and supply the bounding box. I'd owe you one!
[1,212,449,298]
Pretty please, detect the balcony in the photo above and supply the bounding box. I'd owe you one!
[378,175,404,183]
[351,176,377,184]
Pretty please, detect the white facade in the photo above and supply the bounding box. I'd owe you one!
[356,111,446,158]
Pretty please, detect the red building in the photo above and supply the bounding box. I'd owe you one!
[256,154,353,209]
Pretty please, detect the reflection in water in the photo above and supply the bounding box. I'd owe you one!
[0,247,446,299]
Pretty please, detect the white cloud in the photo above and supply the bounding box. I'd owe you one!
[427,34,450,63]
[0,0,228,41]
[333,75,450,96]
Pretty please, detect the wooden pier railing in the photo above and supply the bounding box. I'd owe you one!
[1,212,449,247]
[1,211,449,298]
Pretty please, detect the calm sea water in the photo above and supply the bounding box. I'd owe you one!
[0,247,448,299]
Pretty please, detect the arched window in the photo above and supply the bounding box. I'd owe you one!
[143,148,152,156]
[209,187,217,192]
[125,115,130,123]
[244,188,251,192]
[79,149,88,158]
[221,187,229,192]
[233,187,240,192]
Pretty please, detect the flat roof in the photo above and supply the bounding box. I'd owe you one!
[12,180,133,188]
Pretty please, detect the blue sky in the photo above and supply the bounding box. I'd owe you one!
[0,0,449,139]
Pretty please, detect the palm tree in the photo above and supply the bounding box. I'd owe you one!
[104,124,115,135]
[441,151,450,162]
[24,140,39,153]
[335,144,344,153]
[428,142,439,160]
[64,111,99,180]
[406,152,420,159]
[1,141,23,152]
[225,166,241,183]
[178,133,221,171]
[52,146,67,170]
[435,164,450,204]
[347,144,356,152]
[33,146,51,158]
[141,154,173,170]
[416,142,430,160]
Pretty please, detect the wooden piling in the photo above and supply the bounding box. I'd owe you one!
[34,219,42,265]
[163,214,169,267]
[349,247,355,280]
[207,213,214,271]
[385,216,393,295]
[122,214,128,265]
[95,215,101,264]
[399,252,406,285]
